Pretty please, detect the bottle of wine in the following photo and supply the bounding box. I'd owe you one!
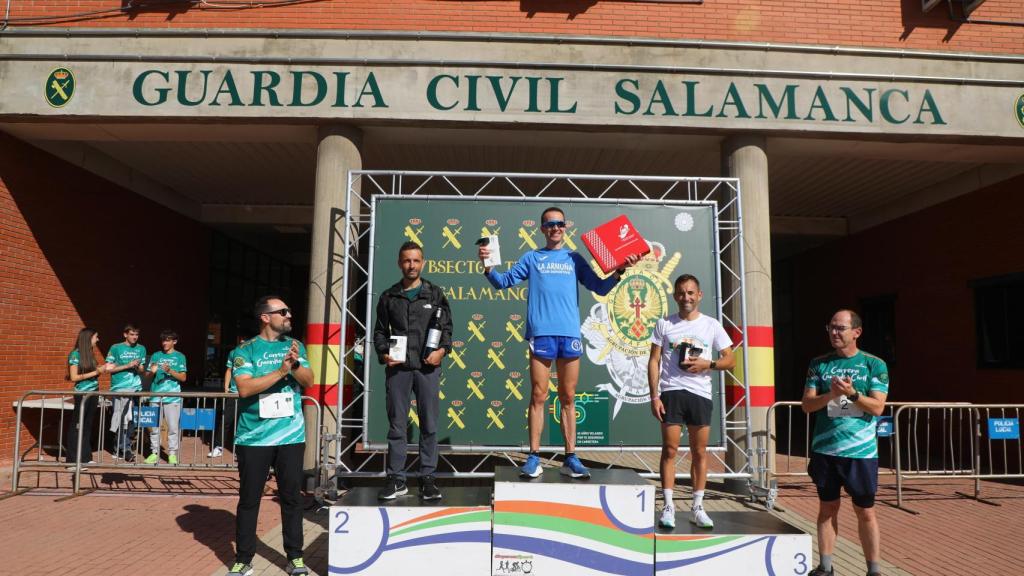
[423,308,443,359]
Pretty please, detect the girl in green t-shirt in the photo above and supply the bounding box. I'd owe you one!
[66,328,110,467]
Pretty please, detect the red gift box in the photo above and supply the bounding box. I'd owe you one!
[581,215,651,274]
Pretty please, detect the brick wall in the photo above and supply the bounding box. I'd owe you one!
[0,133,210,463]
[4,1,1024,56]
[781,173,1024,404]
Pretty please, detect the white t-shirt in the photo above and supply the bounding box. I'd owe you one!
[650,313,733,399]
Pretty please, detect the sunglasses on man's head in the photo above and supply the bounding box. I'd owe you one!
[264,308,291,317]
[541,220,566,229]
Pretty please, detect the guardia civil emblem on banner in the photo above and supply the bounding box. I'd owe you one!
[582,241,680,418]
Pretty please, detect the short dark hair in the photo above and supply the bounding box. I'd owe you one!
[123,323,139,333]
[674,274,701,291]
[159,329,178,341]
[836,309,863,329]
[254,294,285,318]
[398,241,423,257]
[540,206,564,223]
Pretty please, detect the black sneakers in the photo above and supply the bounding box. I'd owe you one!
[377,475,408,500]
[420,475,442,501]
[809,567,834,576]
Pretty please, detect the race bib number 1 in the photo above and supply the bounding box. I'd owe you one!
[259,392,295,419]
[827,395,864,418]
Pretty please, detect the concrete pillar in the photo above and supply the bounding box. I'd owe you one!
[304,125,363,473]
[720,135,774,493]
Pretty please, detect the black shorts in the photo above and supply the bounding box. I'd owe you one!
[660,389,713,427]
[808,452,879,508]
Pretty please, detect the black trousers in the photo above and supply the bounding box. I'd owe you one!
[67,395,98,463]
[235,442,305,564]
[212,398,238,449]
[385,367,440,479]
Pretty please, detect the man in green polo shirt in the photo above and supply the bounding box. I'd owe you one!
[226,296,313,576]
[802,309,889,576]
[106,324,147,462]
[144,330,187,465]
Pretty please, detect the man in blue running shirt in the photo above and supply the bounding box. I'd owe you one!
[479,206,639,478]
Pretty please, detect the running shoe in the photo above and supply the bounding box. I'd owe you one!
[520,454,542,478]
[560,454,591,479]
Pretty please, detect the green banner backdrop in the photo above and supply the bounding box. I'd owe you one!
[365,197,724,449]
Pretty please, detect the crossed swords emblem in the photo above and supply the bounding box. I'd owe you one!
[442,225,462,249]
[50,77,72,103]
[403,224,424,246]
[447,406,465,429]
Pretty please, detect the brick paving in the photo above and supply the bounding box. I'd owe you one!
[2,449,1021,576]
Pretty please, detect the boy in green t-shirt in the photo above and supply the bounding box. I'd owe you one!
[105,324,147,462]
[144,330,187,465]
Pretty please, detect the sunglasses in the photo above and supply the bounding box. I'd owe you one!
[264,308,292,317]
[541,220,566,229]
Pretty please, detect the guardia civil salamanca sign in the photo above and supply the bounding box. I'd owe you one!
[128,67,947,127]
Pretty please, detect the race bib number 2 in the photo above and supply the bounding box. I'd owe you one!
[259,392,295,419]
[827,395,864,418]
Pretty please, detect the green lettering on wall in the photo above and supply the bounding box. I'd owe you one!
[427,74,458,111]
[251,71,283,107]
[804,86,837,121]
[914,90,946,125]
[880,89,910,124]
[133,70,170,106]
[332,72,350,107]
[546,78,577,113]
[840,87,875,123]
[176,70,210,107]
[643,80,677,116]
[525,77,542,113]
[210,70,242,107]
[614,79,641,115]
[681,81,713,117]
[716,82,750,119]
[353,72,388,108]
[489,76,521,112]
[290,71,327,107]
[754,84,799,119]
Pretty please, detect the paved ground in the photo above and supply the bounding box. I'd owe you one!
[2,451,1020,575]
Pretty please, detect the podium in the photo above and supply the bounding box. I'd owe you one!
[327,469,811,576]
[654,511,811,575]
[492,466,655,576]
[328,486,492,575]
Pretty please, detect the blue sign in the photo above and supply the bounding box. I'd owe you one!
[876,416,894,437]
[988,418,1020,440]
[134,405,160,427]
[181,408,216,431]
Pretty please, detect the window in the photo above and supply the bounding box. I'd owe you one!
[859,294,896,368]
[974,273,1024,369]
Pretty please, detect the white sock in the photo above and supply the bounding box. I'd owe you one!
[663,488,674,507]
[692,490,704,509]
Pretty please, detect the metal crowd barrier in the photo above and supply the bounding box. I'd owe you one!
[11,389,321,495]
[758,401,1021,512]
[894,403,1024,512]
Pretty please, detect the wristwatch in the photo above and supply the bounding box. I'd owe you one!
[710,360,717,370]
[848,390,860,402]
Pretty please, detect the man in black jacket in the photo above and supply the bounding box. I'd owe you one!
[373,241,453,500]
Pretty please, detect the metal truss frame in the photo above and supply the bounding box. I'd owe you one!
[322,171,751,488]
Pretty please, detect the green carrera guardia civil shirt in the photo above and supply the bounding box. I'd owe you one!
[68,350,99,392]
[232,336,310,447]
[106,343,147,392]
[147,350,187,404]
[806,350,890,459]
